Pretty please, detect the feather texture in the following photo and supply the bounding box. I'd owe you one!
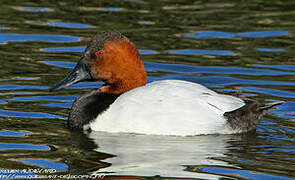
[88,80,245,136]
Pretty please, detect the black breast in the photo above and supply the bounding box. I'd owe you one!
[68,90,119,130]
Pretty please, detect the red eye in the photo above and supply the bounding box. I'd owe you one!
[97,50,104,56]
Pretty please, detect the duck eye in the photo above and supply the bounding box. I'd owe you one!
[97,50,104,56]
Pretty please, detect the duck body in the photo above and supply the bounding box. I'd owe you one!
[88,80,245,136]
[50,30,283,136]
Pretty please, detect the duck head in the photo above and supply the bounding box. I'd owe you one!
[50,30,146,94]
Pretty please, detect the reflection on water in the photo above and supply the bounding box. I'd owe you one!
[0,34,80,44]
[253,64,295,71]
[47,22,93,29]
[256,48,286,52]
[0,143,50,151]
[168,49,235,55]
[12,6,53,12]
[0,0,294,179]
[0,130,31,137]
[89,132,229,179]
[98,8,121,12]
[185,30,291,38]
[0,109,61,119]
[200,166,295,180]
[15,159,68,170]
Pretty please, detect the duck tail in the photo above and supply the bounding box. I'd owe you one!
[259,101,284,111]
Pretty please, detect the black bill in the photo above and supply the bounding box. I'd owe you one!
[49,61,92,92]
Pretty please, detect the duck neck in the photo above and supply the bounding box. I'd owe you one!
[100,75,146,95]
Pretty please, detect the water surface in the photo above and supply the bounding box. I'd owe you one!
[0,0,294,179]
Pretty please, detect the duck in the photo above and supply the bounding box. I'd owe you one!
[49,30,283,136]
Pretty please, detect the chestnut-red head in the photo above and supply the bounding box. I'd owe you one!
[50,30,147,94]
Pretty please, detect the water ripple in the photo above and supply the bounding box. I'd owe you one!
[0,130,31,137]
[185,30,291,39]
[139,50,158,54]
[257,48,286,52]
[0,92,34,96]
[168,49,234,55]
[0,109,61,119]
[269,102,295,118]
[139,21,154,25]
[98,8,121,12]
[0,33,80,44]
[42,46,85,52]
[15,159,68,170]
[47,22,93,29]
[185,31,236,38]
[42,102,72,109]
[200,167,294,180]
[240,87,295,98]
[0,99,6,105]
[253,64,295,71]
[13,6,53,12]
[0,85,47,90]
[237,30,290,38]
[146,62,295,76]
[42,61,74,68]
[7,96,76,102]
[0,142,50,151]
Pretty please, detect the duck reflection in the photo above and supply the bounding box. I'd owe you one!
[87,132,231,179]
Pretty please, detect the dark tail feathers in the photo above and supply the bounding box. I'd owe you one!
[259,101,284,111]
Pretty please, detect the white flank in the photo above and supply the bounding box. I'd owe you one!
[88,80,245,136]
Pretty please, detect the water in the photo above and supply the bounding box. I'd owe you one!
[0,0,294,179]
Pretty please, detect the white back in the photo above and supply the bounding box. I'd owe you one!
[89,80,245,136]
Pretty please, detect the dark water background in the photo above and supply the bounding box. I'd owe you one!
[0,0,294,179]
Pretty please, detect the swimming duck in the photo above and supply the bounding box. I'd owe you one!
[50,30,283,136]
